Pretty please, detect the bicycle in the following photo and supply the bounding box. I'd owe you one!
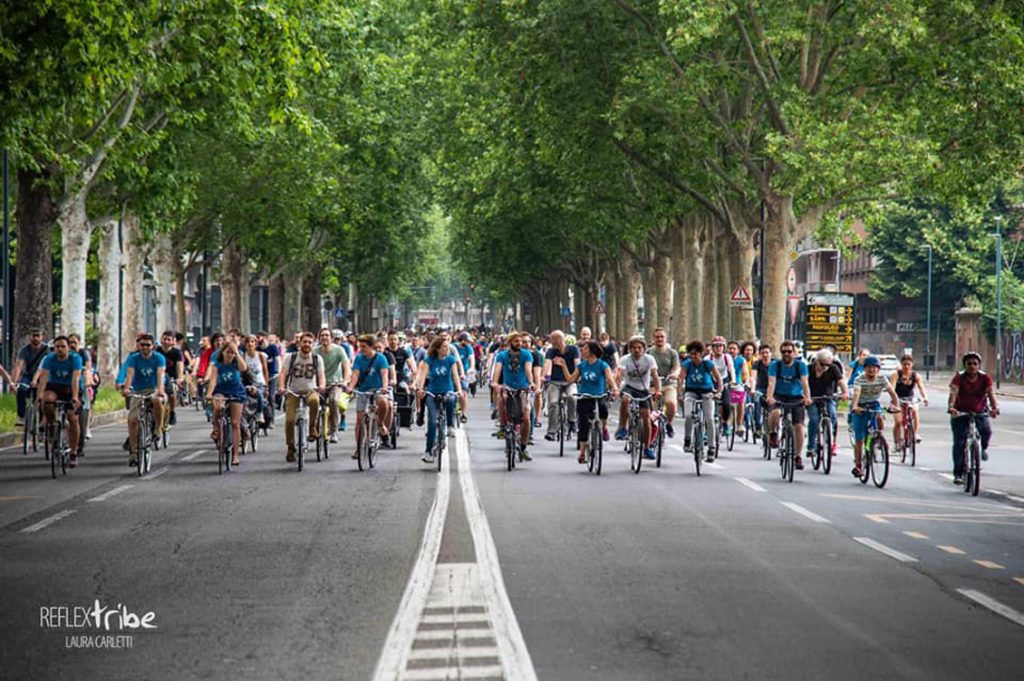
[652,390,668,469]
[776,402,800,483]
[743,389,757,444]
[127,393,157,477]
[857,406,894,489]
[314,383,344,462]
[501,387,529,472]
[725,383,745,452]
[686,393,711,476]
[22,388,40,455]
[578,393,606,475]
[354,389,384,471]
[425,391,457,472]
[286,390,312,472]
[240,388,260,455]
[624,393,653,474]
[809,396,835,476]
[753,392,773,460]
[897,397,920,466]
[211,396,235,475]
[954,411,986,496]
[387,387,400,449]
[44,400,74,479]
[549,380,572,458]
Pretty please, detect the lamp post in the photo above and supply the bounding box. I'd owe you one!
[924,244,932,380]
[993,217,1003,388]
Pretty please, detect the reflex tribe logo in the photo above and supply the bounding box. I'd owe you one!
[39,600,158,650]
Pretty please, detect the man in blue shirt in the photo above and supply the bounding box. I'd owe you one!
[122,333,167,466]
[767,340,812,469]
[347,334,393,460]
[490,332,537,460]
[37,336,83,465]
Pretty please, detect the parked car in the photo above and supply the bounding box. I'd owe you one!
[875,354,901,374]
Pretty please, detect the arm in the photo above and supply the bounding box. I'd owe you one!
[766,375,776,404]
[260,353,269,386]
[711,366,723,393]
[123,367,135,396]
[491,362,503,390]
[278,355,290,395]
[650,367,661,395]
[71,369,81,404]
[851,384,863,412]
[379,358,390,392]
[318,359,327,392]
[801,375,812,405]
[947,377,959,414]
[986,381,1000,417]
[605,366,619,396]
[838,375,849,400]
[37,368,49,396]
[206,367,218,399]
[543,358,553,379]
[669,354,681,381]
[156,368,166,397]
[11,358,24,385]
[0,363,11,385]
[915,375,929,405]
[175,360,185,384]
[414,362,428,392]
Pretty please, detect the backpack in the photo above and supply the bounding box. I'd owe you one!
[283,352,322,390]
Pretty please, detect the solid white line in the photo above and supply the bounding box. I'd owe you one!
[456,429,539,681]
[957,589,1024,627]
[780,501,831,524]
[938,473,955,481]
[21,509,77,534]
[734,477,766,492]
[1008,496,1024,504]
[371,433,451,681]
[180,450,205,462]
[917,466,933,471]
[143,467,168,480]
[987,489,1008,496]
[86,485,134,502]
[853,537,918,563]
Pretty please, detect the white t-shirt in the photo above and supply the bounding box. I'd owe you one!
[621,353,657,391]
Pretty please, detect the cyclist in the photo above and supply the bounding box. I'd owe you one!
[749,344,773,435]
[157,331,185,427]
[708,336,737,437]
[892,354,928,447]
[36,336,83,466]
[122,333,167,467]
[766,340,811,469]
[948,351,999,485]
[848,347,871,386]
[577,326,593,347]
[850,355,900,479]
[206,341,248,467]
[542,330,579,442]
[524,334,545,435]
[648,327,680,438]
[455,333,476,420]
[491,331,536,461]
[316,328,351,442]
[807,348,848,459]
[414,335,463,465]
[615,335,661,460]
[243,335,271,427]
[680,340,722,459]
[11,328,48,426]
[278,332,325,463]
[554,339,618,464]
[66,333,94,441]
[727,341,750,437]
[347,334,392,460]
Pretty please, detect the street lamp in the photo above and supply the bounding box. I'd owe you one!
[993,217,1003,388]
[923,244,932,380]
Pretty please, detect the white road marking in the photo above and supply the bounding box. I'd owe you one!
[865,514,890,524]
[902,531,929,540]
[780,501,830,524]
[371,432,451,681]
[938,473,955,481]
[143,467,168,480]
[853,537,918,563]
[937,545,967,555]
[21,509,77,534]
[918,466,933,471]
[973,560,1006,570]
[734,477,766,492]
[987,489,1008,496]
[87,485,134,503]
[180,449,206,462]
[1008,496,1024,504]
[957,589,1024,627]
[456,429,538,681]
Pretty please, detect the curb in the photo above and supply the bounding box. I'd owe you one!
[0,409,128,449]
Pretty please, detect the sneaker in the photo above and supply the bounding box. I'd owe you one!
[953,476,964,485]
[568,423,577,436]
[981,449,989,461]
[330,433,339,444]
[736,426,745,436]
[15,418,24,427]
[416,412,424,427]
[615,428,627,441]
[128,458,138,467]
[602,426,609,441]
[795,456,804,470]
[724,425,732,436]
[460,414,468,424]
[493,429,504,439]
[544,433,557,441]
[665,423,675,438]
[169,411,177,426]
[684,439,692,452]
[257,414,265,425]
[286,450,296,463]
[705,452,715,463]
[85,428,92,440]
[122,437,130,451]
[338,420,345,432]
[308,429,319,442]
[578,453,587,464]
[519,450,532,462]
[769,433,779,448]
[644,447,656,460]
[69,454,78,468]
[915,436,922,444]
[527,437,535,446]
[421,453,435,464]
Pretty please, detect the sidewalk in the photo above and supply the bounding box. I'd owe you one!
[0,410,127,449]
[921,371,1024,401]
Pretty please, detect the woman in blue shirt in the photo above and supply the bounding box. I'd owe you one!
[555,340,618,464]
[679,340,723,461]
[414,336,464,465]
[205,341,248,466]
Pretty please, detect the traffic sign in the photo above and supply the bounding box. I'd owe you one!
[803,292,855,353]
[560,306,572,317]
[594,301,605,314]
[786,267,797,294]
[787,296,801,324]
[729,284,753,307]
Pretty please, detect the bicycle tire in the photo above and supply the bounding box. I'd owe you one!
[357,418,370,471]
[629,421,642,473]
[871,437,889,488]
[822,419,833,475]
[656,425,664,468]
[967,440,981,496]
[140,416,151,478]
[46,425,56,478]
[435,425,443,472]
[859,438,871,484]
[593,421,602,475]
[58,421,68,476]
[297,417,306,472]
[810,429,822,471]
[693,421,703,476]
[141,415,153,475]
[250,418,259,454]
[223,415,233,474]
[558,415,565,458]
[782,424,795,482]
[761,420,772,460]
[506,429,514,471]
[22,406,33,455]
[907,422,916,467]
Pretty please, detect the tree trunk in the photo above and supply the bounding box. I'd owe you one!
[638,265,655,335]
[717,233,735,337]
[605,268,619,338]
[239,272,252,334]
[14,167,56,342]
[218,241,245,332]
[683,215,706,343]
[150,232,175,334]
[121,212,144,353]
[283,271,303,336]
[268,272,285,336]
[654,254,672,333]
[732,223,757,342]
[97,219,121,382]
[302,274,320,332]
[619,266,639,340]
[761,196,814,350]
[701,233,719,340]
[671,221,690,347]
[57,191,94,336]
[174,256,187,334]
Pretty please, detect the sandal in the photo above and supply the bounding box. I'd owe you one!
[851,466,862,478]
[232,457,241,466]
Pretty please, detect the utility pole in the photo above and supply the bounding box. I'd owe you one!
[1,149,10,369]
[924,244,933,380]
[993,218,1003,388]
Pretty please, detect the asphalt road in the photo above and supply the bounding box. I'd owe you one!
[0,387,1021,681]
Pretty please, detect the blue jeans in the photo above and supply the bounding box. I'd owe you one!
[807,399,837,450]
[17,383,33,418]
[425,393,456,453]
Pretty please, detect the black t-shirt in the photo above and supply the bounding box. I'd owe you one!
[602,342,618,369]
[383,349,397,368]
[807,362,843,397]
[157,346,184,379]
[545,345,580,381]
[18,343,50,383]
[392,347,413,379]
[751,359,771,392]
[894,370,918,399]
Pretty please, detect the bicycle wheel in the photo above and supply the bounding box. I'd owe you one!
[810,428,822,471]
[655,425,664,468]
[558,411,565,458]
[250,418,259,454]
[297,417,306,472]
[859,439,871,484]
[45,425,56,478]
[871,437,889,488]
[223,416,233,473]
[966,440,981,496]
[139,416,151,477]
[22,406,33,455]
[761,421,772,460]
[592,421,602,475]
[906,422,916,467]
[693,422,703,476]
[58,422,68,476]
[435,431,443,472]
[505,429,514,471]
[821,419,833,475]
[629,424,642,473]
[781,425,795,482]
[727,420,736,452]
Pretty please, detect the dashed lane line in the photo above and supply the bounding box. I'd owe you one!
[853,537,918,563]
[937,545,967,555]
[973,560,1006,570]
[957,589,1024,627]
[734,477,766,492]
[143,467,168,481]
[20,509,77,534]
[86,485,134,503]
[780,501,830,524]
[1013,577,1024,586]
[902,531,929,540]
[180,449,206,462]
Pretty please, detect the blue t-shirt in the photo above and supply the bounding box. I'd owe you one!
[413,347,427,364]
[213,358,246,399]
[353,352,390,391]
[264,343,281,375]
[849,359,864,385]
[425,354,458,393]
[577,358,609,396]
[339,342,354,361]
[117,352,138,385]
[769,358,809,398]
[683,358,716,391]
[495,349,533,389]
[456,344,473,371]
[733,355,746,381]
[41,352,83,386]
[127,352,166,392]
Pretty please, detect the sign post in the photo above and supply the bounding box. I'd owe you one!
[803,292,856,354]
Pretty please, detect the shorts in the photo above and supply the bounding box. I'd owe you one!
[661,384,678,406]
[47,384,74,404]
[622,385,652,404]
[212,390,246,404]
[355,391,385,412]
[771,396,805,425]
[851,402,882,443]
[128,389,164,418]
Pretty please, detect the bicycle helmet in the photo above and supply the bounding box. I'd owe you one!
[564,334,576,345]
[458,332,471,342]
[711,335,727,346]
[862,355,881,368]
[962,351,982,366]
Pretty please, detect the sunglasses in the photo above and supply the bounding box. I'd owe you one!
[139,343,153,348]
[781,350,793,355]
